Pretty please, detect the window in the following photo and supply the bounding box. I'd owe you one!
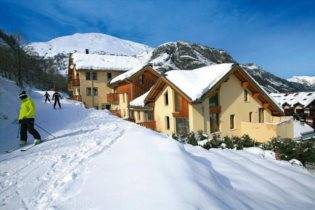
[166,116,170,130]
[230,114,235,129]
[209,94,219,107]
[86,87,91,96]
[139,74,144,84]
[174,92,181,112]
[164,91,169,106]
[86,72,91,80]
[92,72,97,80]
[249,112,252,122]
[92,87,98,96]
[146,111,154,121]
[244,90,248,102]
[259,108,264,123]
[107,72,112,81]
[138,111,141,121]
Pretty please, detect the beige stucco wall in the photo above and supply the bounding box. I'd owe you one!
[119,93,129,118]
[189,103,204,132]
[241,119,294,142]
[187,74,293,141]
[154,86,176,135]
[131,110,146,123]
[78,70,122,109]
[218,74,275,137]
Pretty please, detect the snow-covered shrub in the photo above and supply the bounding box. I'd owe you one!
[187,133,198,146]
[261,138,315,165]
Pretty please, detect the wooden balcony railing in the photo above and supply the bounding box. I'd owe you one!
[209,106,221,113]
[71,78,80,86]
[107,93,119,104]
[137,121,156,130]
[111,110,121,117]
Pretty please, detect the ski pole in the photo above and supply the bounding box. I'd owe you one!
[17,123,20,139]
[34,122,56,138]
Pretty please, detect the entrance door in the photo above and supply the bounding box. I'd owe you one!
[176,118,189,135]
[210,113,219,133]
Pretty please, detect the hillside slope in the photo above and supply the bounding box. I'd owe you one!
[1,77,315,209]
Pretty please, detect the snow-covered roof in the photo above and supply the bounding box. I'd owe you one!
[71,53,142,71]
[293,120,314,138]
[110,64,145,83]
[270,92,315,107]
[165,63,234,101]
[129,90,151,107]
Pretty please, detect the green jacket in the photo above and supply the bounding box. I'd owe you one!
[18,97,36,120]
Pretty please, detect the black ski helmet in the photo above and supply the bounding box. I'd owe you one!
[19,91,27,99]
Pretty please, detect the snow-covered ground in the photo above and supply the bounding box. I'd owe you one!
[1,77,315,210]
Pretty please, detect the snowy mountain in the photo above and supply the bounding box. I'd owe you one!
[241,63,315,93]
[27,33,314,93]
[26,33,152,75]
[148,41,315,93]
[27,32,152,57]
[1,76,315,209]
[148,41,235,72]
[288,76,315,88]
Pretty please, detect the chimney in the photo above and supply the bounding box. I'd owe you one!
[85,49,89,54]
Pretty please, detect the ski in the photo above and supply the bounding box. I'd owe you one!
[5,143,31,153]
[20,137,56,152]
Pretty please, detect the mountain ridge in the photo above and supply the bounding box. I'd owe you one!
[27,33,315,93]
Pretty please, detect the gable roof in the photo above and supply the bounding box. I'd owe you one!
[71,53,142,71]
[145,63,284,115]
[270,92,315,108]
[109,65,161,86]
[129,89,152,107]
[165,63,234,101]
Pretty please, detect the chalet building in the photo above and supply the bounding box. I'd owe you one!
[140,63,294,142]
[107,65,160,120]
[271,92,315,128]
[68,52,141,109]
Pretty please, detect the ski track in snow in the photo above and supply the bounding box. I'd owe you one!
[0,85,130,209]
[0,113,129,209]
[1,77,315,210]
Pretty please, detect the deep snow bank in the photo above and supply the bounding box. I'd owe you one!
[0,77,315,210]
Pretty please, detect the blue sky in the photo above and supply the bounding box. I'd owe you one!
[0,0,314,78]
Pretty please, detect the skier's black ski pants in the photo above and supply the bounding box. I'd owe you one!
[45,97,50,103]
[54,99,61,109]
[20,118,41,141]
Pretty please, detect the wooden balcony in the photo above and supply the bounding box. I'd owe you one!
[209,106,221,113]
[137,121,156,130]
[71,78,80,86]
[111,110,121,117]
[107,93,119,104]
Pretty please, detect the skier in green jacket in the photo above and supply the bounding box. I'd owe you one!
[18,91,41,146]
